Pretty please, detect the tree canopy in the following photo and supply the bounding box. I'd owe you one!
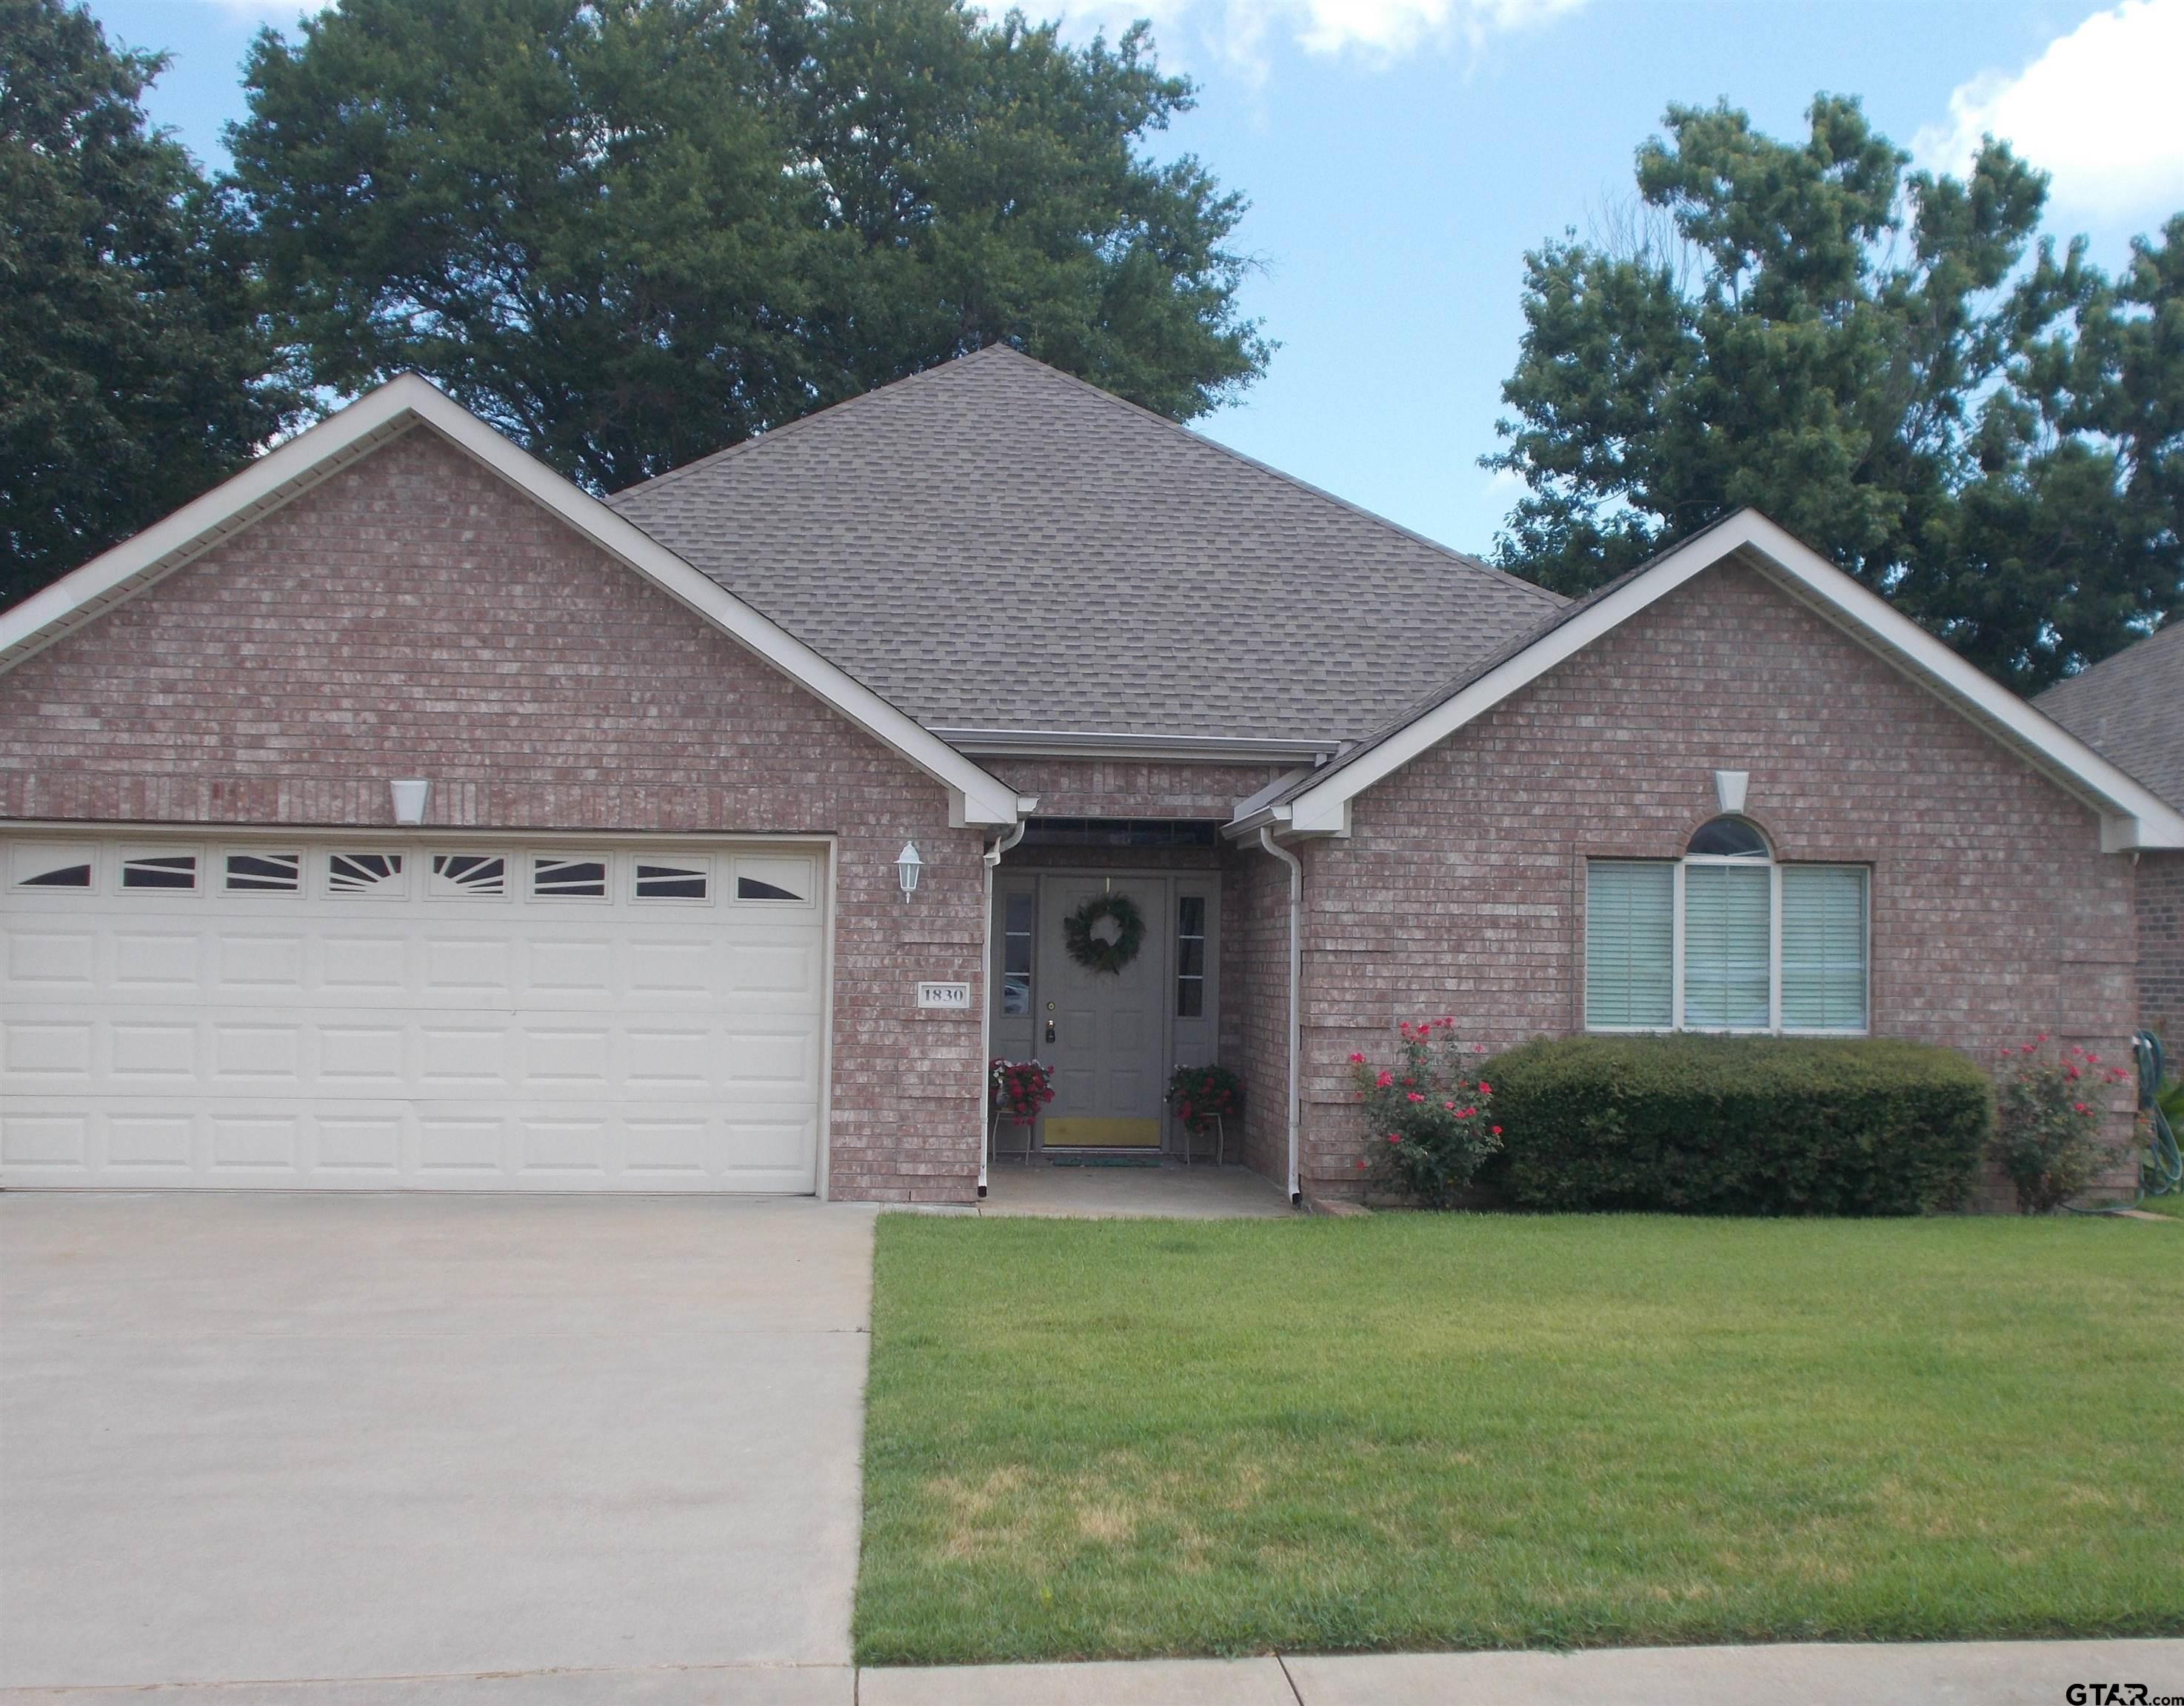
[0,0,290,609]
[1487,96,2182,690]
[226,0,1268,496]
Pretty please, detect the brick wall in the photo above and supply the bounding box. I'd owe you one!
[2141,852,2184,1057]
[0,426,989,1202]
[988,757,1286,820]
[1295,560,2142,1204]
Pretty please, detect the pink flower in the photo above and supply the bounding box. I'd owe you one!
[2072,1102,2090,1114]
[1348,1051,1366,1064]
[1491,1125,1503,1137]
[1406,1092,1426,1103]
[1443,1101,1456,1111]
[1477,1081,1492,1094]
[1456,1106,1476,1119]
[1375,1071,1395,1089]
[1387,1134,1403,1144]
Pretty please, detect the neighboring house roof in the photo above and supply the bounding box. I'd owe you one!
[2035,622,2184,811]
[608,344,1564,753]
[0,375,1026,829]
[1230,510,2184,852]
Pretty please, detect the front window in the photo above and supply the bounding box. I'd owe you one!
[1585,818,1868,1034]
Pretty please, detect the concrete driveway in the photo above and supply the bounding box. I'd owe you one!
[0,1192,878,1699]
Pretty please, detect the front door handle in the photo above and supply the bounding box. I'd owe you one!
[1045,1018,1056,1044]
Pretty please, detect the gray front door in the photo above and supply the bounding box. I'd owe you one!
[1039,874,1168,1148]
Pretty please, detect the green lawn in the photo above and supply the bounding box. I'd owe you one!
[855,1213,2184,1665]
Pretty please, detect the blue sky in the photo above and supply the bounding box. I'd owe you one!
[87,0,2184,554]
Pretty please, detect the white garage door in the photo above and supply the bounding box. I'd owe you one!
[1,836,829,1192]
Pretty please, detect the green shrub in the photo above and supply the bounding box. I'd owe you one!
[1481,1034,1991,1216]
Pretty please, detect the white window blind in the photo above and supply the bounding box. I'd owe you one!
[1585,861,1674,1028]
[1681,863,1771,1029]
[1781,865,1869,1031]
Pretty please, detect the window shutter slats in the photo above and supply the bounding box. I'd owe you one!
[1781,865,1868,1031]
[1585,862,1673,1028]
[1682,863,1770,1028]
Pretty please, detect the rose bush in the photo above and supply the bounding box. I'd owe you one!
[1352,1017,1502,1208]
[1989,1037,2133,1213]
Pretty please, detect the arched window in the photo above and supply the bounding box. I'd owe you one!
[1685,816,1770,858]
[1584,817,1868,1036]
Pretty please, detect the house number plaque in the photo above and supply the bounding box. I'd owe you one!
[916,981,973,1011]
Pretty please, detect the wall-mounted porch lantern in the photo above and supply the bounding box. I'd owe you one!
[895,840,924,896]
[390,778,431,826]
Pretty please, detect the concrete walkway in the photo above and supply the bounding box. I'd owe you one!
[978,1159,1296,1218]
[7,1641,2176,1702]
[0,1193,878,1694]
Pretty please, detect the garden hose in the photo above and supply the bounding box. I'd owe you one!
[2137,1030,2181,1203]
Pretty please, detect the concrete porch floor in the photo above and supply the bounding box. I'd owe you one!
[978,1159,1298,1218]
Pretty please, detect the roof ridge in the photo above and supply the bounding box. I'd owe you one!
[606,346,1021,504]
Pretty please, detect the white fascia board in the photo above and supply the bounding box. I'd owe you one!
[1279,509,2184,850]
[0,374,1022,829]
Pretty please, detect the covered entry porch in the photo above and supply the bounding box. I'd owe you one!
[983,816,1280,1194]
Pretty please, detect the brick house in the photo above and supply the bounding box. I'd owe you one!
[2037,624,2184,1065]
[4,349,2177,1203]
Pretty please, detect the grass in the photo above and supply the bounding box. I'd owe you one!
[855,1213,2184,1665]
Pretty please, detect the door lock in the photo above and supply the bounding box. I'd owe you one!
[1045,1018,1056,1043]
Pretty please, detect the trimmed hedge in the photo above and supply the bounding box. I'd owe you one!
[1481,1034,1991,1216]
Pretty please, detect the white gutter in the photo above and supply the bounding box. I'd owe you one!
[1258,823,1304,1206]
[975,800,1036,1197]
[931,727,1340,765]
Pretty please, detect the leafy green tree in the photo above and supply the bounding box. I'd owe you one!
[1487,96,2180,689]
[227,0,1266,495]
[0,0,290,609]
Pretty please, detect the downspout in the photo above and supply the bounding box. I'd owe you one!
[977,806,1032,1199]
[1258,825,1304,1206]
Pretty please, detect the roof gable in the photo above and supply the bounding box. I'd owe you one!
[1240,510,2184,852]
[0,375,1024,828]
[609,345,1563,749]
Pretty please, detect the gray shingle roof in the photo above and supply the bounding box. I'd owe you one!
[607,346,1563,746]
[2036,622,2184,809]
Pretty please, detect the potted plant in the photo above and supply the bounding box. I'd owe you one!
[1166,1063,1243,1161]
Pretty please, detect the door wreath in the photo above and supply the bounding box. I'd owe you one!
[1063,892,1146,975]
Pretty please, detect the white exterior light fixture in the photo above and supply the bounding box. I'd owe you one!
[390,778,432,826]
[895,840,924,896]
[1714,769,1749,816]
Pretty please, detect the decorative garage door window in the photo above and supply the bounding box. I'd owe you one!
[13,847,93,889]
[328,852,404,895]
[732,856,812,903]
[225,852,301,893]
[531,856,608,899]
[430,853,507,897]
[635,859,709,901]
[122,852,198,890]
[1585,817,1869,1035]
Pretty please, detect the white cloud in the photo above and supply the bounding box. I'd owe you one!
[1061,0,1583,77]
[1913,0,2184,222]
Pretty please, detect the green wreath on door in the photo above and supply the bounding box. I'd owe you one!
[1063,892,1146,975]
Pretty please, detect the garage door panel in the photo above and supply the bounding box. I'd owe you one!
[4,837,830,1193]
[321,933,409,994]
[112,930,203,993]
[6,928,96,992]
[210,1113,304,1173]
[107,1113,196,1170]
